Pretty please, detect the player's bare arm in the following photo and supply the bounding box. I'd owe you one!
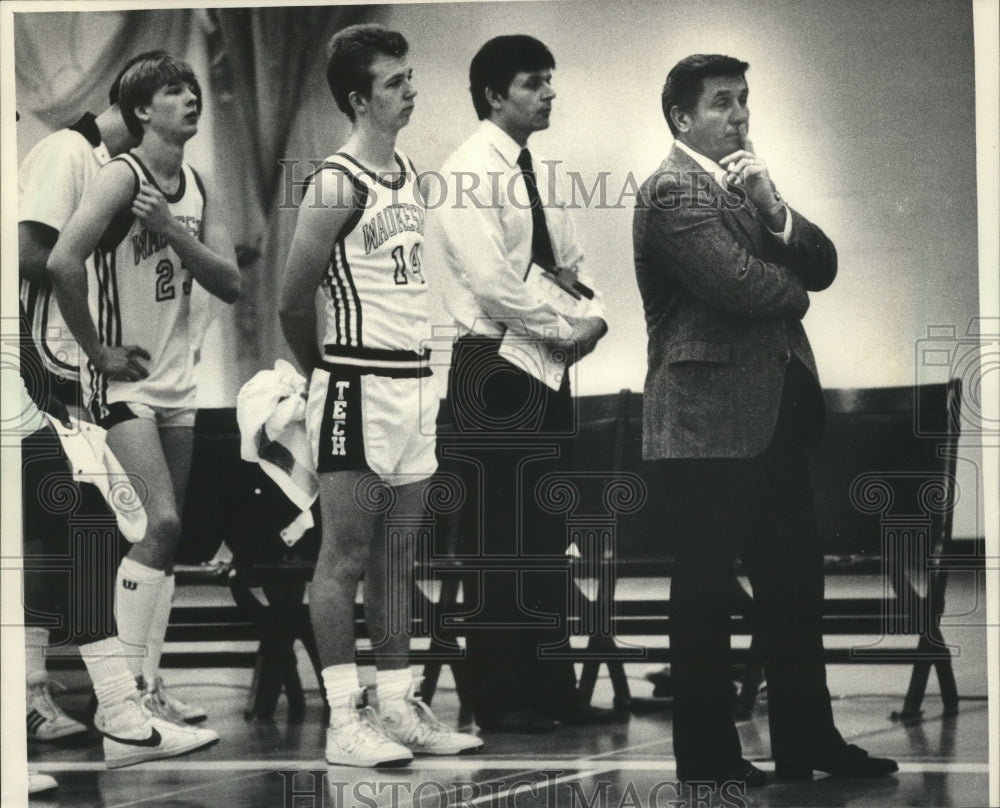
[279,167,356,375]
[132,175,240,303]
[48,161,151,382]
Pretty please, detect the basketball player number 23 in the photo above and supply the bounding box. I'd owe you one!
[155,258,193,301]
[391,244,425,285]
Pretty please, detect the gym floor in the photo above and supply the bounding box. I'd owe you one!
[23,571,992,808]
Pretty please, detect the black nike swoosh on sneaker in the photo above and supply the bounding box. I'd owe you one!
[102,727,162,747]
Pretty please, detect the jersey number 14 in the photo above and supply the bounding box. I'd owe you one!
[391,243,425,285]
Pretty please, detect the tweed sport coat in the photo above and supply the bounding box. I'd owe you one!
[633,145,838,460]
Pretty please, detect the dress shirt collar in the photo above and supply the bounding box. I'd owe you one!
[478,119,525,168]
[675,138,792,242]
[68,112,102,148]
[674,139,729,189]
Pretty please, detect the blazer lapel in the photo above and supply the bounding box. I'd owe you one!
[666,145,767,253]
[724,193,768,253]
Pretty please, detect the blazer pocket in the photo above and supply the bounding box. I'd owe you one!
[665,340,732,364]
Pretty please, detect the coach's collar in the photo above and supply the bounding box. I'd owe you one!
[68,112,102,148]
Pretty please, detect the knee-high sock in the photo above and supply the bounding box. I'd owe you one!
[25,627,49,687]
[80,636,140,714]
[114,557,165,680]
[142,574,175,685]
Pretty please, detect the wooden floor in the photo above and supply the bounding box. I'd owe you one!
[17,572,994,808]
[23,689,992,808]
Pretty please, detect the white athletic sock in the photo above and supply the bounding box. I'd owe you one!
[25,627,49,687]
[322,664,361,714]
[80,637,140,712]
[142,574,175,686]
[375,668,413,704]
[358,665,376,690]
[114,557,165,680]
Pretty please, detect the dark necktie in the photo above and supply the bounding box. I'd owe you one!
[724,170,743,199]
[517,148,557,271]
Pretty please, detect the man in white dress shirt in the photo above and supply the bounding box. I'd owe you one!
[429,34,615,733]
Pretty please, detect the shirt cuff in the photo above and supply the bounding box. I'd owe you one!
[767,205,793,243]
[552,315,576,341]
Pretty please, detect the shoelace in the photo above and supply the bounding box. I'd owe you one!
[399,697,450,744]
[339,706,397,753]
[99,696,152,736]
[29,682,63,719]
[144,687,186,724]
[151,679,174,700]
[153,678,201,715]
[152,677,177,701]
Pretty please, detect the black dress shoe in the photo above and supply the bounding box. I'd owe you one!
[723,760,768,788]
[644,666,673,698]
[775,744,899,780]
[679,759,767,788]
[552,703,625,726]
[480,709,557,734]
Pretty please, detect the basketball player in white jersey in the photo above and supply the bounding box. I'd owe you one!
[280,24,482,767]
[19,52,165,420]
[18,51,165,752]
[48,53,239,758]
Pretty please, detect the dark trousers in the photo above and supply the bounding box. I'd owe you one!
[20,306,118,649]
[660,361,842,778]
[444,336,579,725]
[22,426,120,647]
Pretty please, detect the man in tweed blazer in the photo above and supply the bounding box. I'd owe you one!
[633,54,898,788]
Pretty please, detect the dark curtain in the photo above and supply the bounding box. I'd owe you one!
[204,6,364,365]
[211,7,334,209]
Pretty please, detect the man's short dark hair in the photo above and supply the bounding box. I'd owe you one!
[326,24,409,122]
[661,54,749,136]
[119,53,202,141]
[109,50,169,106]
[469,35,555,120]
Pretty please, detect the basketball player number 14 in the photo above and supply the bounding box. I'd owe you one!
[391,243,425,285]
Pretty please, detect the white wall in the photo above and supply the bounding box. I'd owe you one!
[387,0,979,396]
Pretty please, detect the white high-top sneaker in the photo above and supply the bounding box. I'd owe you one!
[139,676,208,724]
[325,691,413,768]
[378,681,484,756]
[95,695,218,769]
[26,680,87,741]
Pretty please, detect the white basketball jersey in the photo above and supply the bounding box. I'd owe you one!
[85,152,204,417]
[313,150,429,353]
[19,126,111,381]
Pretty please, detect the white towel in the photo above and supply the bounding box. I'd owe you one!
[237,359,319,546]
[42,414,148,542]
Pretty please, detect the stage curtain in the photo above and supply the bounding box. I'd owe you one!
[14,10,192,128]
[205,6,359,365]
